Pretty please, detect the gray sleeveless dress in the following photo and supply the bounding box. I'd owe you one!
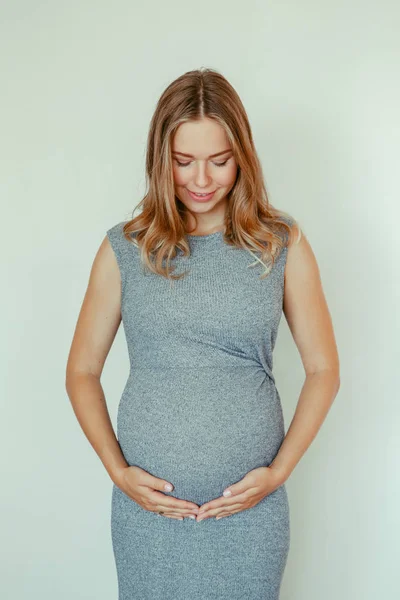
[106,218,292,600]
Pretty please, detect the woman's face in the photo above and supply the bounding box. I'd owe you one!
[171,117,238,230]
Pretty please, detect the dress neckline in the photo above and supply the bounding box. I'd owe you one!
[185,229,226,253]
[186,230,224,239]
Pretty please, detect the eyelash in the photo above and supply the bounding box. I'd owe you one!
[175,159,229,168]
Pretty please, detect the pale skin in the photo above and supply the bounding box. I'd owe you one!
[66,118,340,522]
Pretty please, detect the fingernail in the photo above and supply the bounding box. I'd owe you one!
[188,515,196,519]
[223,490,231,497]
[164,483,172,491]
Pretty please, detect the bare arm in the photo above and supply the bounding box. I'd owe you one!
[270,226,341,482]
[66,234,201,518]
[65,235,128,486]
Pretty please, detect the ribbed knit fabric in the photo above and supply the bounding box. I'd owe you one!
[106,219,293,600]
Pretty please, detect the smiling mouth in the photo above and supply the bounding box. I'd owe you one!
[188,190,216,195]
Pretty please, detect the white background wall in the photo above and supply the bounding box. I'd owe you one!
[1,1,399,598]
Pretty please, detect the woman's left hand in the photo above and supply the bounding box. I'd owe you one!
[196,466,286,522]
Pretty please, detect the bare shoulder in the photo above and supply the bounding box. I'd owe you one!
[285,223,318,283]
[283,226,340,374]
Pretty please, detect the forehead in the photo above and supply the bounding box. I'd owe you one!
[171,118,231,157]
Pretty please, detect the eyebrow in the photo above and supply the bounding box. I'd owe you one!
[171,149,232,159]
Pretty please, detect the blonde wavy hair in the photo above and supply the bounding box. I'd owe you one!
[122,67,301,280]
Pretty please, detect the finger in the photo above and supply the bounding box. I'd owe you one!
[199,490,252,513]
[149,490,199,512]
[160,511,196,520]
[156,504,199,517]
[153,499,199,516]
[162,514,184,520]
[221,477,256,499]
[199,503,242,520]
[216,507,243,520]
[141,472,176,494]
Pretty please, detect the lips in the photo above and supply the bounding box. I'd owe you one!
[189,190,215,195]
[187,189,216,202]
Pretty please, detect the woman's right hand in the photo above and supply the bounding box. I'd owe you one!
[114,465,200,520]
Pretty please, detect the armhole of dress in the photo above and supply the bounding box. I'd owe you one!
[284,215,302,248]
[106,224,127,296]
[279,214,301,292]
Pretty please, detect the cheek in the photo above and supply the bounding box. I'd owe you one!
[173,167,188,186]
[217,165,237,186]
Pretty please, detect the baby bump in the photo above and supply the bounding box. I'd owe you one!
[116,366,285,505]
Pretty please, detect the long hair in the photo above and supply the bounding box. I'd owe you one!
[122,67,301,280]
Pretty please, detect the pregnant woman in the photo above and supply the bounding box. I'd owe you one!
[66,68,340,599]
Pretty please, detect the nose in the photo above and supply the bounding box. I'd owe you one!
[193,162,212,188]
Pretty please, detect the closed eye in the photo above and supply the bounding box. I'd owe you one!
[175,159,229,168]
